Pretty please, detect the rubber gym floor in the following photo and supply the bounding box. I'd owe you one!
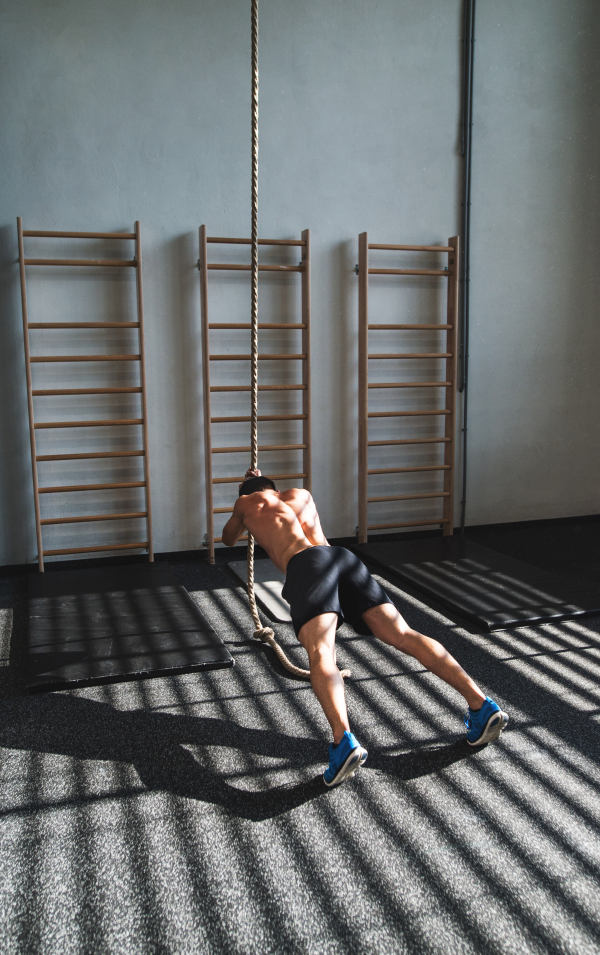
[1,518,599,955]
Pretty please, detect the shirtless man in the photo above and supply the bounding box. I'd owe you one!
[222,470,508,787]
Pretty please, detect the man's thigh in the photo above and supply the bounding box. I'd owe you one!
[361,602,414,649]
[297,613,339,656]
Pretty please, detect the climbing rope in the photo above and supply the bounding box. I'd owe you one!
[245,0,348,682]
[245,0,311,680]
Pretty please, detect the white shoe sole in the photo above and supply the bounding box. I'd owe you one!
[467,710,509,747]
[323,747,368,787]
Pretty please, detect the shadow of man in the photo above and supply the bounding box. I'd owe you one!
[0,693,330,821]
[0,694,478,821]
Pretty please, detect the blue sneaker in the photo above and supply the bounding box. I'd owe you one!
[464,696,508,746]
[323,731,368,787]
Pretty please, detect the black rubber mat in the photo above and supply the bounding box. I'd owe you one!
[354,537,600,631]
[27,563,233,692]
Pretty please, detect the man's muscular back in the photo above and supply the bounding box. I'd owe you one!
[222,487,328,573]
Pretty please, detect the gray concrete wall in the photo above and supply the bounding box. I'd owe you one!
[467,0,600,524]
[0,0,598,565]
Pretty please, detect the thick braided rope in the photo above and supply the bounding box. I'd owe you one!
[245,0,348,682]
[246,0,312,680]
[249,0,259,476]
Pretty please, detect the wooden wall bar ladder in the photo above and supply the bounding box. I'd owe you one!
[17,219,154,571]
[358,234,459,544]
[199,227,311,563]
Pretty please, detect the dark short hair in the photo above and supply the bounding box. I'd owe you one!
[238,476,277,497]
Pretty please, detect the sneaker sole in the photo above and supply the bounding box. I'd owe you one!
[467,710,509,747]
[323,747,368,788]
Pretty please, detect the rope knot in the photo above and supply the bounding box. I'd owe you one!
[253,626,275,643]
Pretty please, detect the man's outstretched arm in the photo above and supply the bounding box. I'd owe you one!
[222,468,258,545]
[222,499,246,547]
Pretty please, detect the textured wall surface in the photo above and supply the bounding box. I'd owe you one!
[0,0,597,565]
[467,0,600,524]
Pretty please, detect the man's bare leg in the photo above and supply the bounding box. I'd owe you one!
[297,613,349,744]
[361,602,486,710]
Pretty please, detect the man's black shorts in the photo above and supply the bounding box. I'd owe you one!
[281,545,393,638]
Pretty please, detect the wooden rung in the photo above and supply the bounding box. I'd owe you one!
[368,410,451,418]
[30,354,141,362]
[39,481,146,493]
[367,492,450,503]
[40,512,148,525]
[368,268,448,276]
[213,472,307,484]
[212,443,307,454]
[211,414,306,423]
[368,353,452,359]
[36,450,145,461]
[368,465,451,474]
[33,387,143,396]
[213,507,234,514]
[367,244,453,252]
[207,263,302,272]
[214,536,249,543]
[207,237,305,246]
[368,438,451,446]
[210,233,306,245]
[23,230,136,239]
[28,322,140,329]
[367,520,450,530]
[369,382,451,389]
[211,384,306,392]
[43,541,149,557]
[24,259,136,267]
[208,323,306,329]
[368,324,453,330]
[35,418,143,429]
[209,353,305,361]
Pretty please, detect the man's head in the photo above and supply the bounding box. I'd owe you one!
[238,475,277,497]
